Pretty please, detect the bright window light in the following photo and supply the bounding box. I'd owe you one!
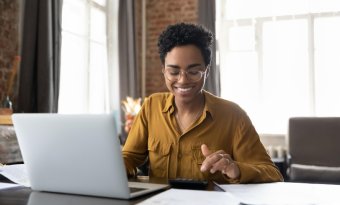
[59,0,118,114]
[217,1,340,134]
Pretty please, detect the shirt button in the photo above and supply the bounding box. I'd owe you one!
[178,154,182,159]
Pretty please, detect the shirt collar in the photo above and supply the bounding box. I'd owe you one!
[162,93,175,114]
[202,90,216,120]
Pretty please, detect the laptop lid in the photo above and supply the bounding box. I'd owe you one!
[12,114,167,199]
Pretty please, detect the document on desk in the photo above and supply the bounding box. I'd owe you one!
[220,182,340,205]
[0,164,30,187]
[0,182,21,190]
[137,188,240,205]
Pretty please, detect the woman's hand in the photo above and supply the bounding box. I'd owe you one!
[200,144,240,179]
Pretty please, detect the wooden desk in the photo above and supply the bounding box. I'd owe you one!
[0,115,12,125]
[0,177,220,205]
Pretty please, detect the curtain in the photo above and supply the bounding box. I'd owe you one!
[198,0,220,96]
[118,0,139,143]
[17,0,62,113]
[118,0,139,99]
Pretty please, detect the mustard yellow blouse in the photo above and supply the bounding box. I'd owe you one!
[122,90,283,183]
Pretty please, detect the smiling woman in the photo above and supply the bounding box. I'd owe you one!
[122,23,283,184]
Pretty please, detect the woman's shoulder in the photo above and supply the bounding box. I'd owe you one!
[204,91,241,109]
[204,91,247,117]
[143,92,172,106]
[145,92,171,102]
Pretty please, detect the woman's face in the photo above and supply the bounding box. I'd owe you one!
[163,45,207,104]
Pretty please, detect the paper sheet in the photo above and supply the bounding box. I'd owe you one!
[0,182,21,190]
[0,164,30,187]
[137,188,240,205]
[220,182,340,205]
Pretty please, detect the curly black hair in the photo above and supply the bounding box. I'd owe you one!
[157,22,214,67]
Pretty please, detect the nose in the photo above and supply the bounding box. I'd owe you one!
[177,71,189,82]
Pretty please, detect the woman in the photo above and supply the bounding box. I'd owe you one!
[122,23,283,183]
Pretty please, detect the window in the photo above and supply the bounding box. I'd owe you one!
[216,0,340,134]
[59,0,119,115]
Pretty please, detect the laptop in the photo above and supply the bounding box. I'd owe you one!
[12,113,168,199]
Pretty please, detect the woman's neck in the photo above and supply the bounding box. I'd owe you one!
[174,93,205,133]
[175,93,205,114]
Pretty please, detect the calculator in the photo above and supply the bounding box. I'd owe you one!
[168,178,208,190]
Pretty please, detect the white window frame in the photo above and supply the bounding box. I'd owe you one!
[59,0,120,131]
[217,2,340,135]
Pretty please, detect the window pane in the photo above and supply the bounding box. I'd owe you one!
[92,0,106,6]
[225,0,310,19]
[90,7,106,43]
[220,25,260,130]
[59,32,88,113]
[314,16,340,116]
[224,0,340,20]
[218,1,340,135]
[62,0,87,36]
[260,19,309,133]
[89,42,108,113]
[229,26,255,51]
[221,52,259,114]
[60,0,119,116]
[310,1,340,13]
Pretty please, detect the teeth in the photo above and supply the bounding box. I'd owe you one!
[177,87,192,92]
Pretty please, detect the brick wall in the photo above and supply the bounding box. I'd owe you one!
[0,0,20,109]
[142,0,199,96]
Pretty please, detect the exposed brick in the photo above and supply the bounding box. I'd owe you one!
[138,0,199,96]
[0,0,20,109]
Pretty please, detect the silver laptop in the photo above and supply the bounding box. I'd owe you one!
[12,114,168,199]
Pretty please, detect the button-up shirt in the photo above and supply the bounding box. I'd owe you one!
[122,90,283,183]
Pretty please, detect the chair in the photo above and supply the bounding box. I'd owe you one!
[287,117,340,184]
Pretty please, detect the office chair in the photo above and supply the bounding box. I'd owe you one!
[287,117,340,184]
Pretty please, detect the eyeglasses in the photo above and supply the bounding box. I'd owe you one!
[163,69,206,82]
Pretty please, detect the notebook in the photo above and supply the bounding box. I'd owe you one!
[12,113,168,199]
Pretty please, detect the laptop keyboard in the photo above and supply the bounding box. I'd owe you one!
[129,187,147,193]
